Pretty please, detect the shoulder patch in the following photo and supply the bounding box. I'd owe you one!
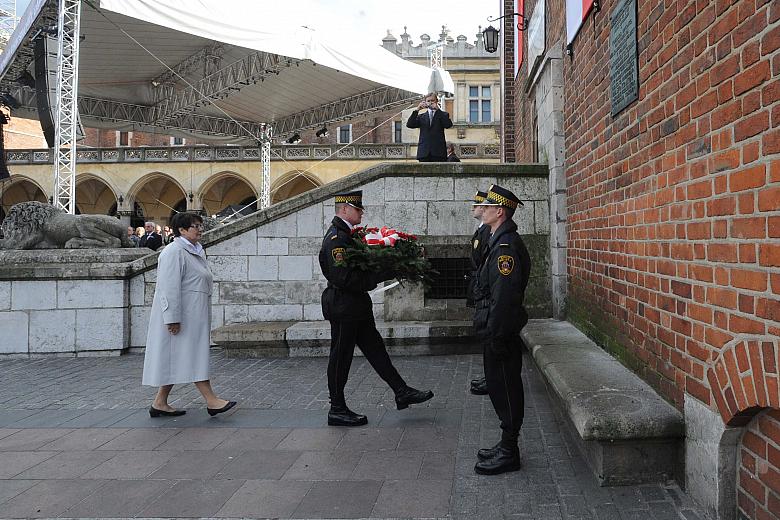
[473,239,479,249]
[330,234,338,240]
[332,247,346,263]
[497,255,514,276]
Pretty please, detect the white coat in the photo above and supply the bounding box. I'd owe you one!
[142,238,213,386]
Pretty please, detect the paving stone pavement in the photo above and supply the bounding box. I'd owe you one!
[0,350,708,519]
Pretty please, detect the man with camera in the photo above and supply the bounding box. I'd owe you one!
[406,92,453,162]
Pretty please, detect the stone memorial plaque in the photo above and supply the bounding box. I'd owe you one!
[610,0,638,116]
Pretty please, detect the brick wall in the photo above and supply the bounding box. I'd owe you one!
[503,0,516,162]
[511,0,780,514]
[739,410,780,520]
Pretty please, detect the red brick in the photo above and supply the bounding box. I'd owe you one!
[707,286,738,308]
[744,430,768,458]
[760,465,780,496]
[730,315,765,334]
[734,60,771,96]
[707,196,737,216]
[731,217,767,239]
[758,186,780,211]
[734,110,770,142]
[730,164,767,192]
[708,243,739,263]
[764,128,780,155]
[762,24,780,55]
[760,244,780,267]
[741,468,767,503]
[770,216,780,238]
[710,148,741,172]
[732,269,769,291]
[756,298,780,322]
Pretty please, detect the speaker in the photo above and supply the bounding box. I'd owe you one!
[33,35,84,148]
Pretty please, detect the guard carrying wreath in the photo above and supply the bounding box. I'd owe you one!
[318,190,434,427]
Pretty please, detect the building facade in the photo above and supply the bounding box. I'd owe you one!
[0,27,500,227]
[504,0,780,518]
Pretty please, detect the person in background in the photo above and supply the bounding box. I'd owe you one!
[446,143,460,162]
[128,226,140,247]
[142,211,236,418]
[468,191,490,396]
[406,92,453,162]
[135,226,145,247]
[139,221,163,251]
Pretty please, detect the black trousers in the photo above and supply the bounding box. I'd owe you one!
[418,156,446,162]
[328,318,405,407]
[484,337,525,447]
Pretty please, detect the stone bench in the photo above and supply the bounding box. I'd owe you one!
[212,320,479,357]
[521,319,684,486]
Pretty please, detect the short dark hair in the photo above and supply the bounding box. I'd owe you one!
[171,212,203,237]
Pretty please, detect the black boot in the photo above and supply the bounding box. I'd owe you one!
[470,376,488,395]
[394,386,434,410]
[474,446,521,475]
[327,405,368,426]
[477,441,501,461]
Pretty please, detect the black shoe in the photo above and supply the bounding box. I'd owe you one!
[149,406,186,418]
[474,446,521,475]
[470,377,489,395]
[207,401,237,417]
[327,405,368,426]
[395,386,434,410]
[477,441,501,461]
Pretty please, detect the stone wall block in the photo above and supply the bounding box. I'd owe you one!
[58,280,125,309]
[224,305,249,324]
[144,269,157,283]
[534,200,550,234]
[414,177,454,200]
[257,213,297,237]
[76,308,126,351]
[279,256,313,280]
[0,282,10,311]
[303,304,324,321]
[29,310,75,352]
[502,176,547,201]
[296,204,323,237]
[220,281,286,304]
[284,280,327,304]
[129,277,144,306]
[12,281,56,310]
[247,304,303,321]
[248,256,279,280]
[383,175,414,201]
[0,312,28,353]
[258,237,288,255]
[384,201,427,234]
[210,305,224,330]
[427,201,475,235]
[288,237,320,256]
[362,205,386,229]
[514,203,535,235]
[207,232,258,256]
[361,179,386,205]
[129,306,150,348]
[208,255,248,281]
[454,177,496,201]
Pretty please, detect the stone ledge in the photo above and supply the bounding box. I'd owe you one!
[212,319,478,358]
[522,319,684,486]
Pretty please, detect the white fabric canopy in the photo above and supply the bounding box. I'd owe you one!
[99,0,454,96]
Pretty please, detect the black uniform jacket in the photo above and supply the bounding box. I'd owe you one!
[406,109,453,159]
[467,224,491,307]
[319,217,380,321]
[473,219,531,341]
[140,232,163,251]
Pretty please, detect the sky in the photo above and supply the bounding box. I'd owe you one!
[14,0,498,47]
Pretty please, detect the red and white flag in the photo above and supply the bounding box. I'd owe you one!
[566,0,596,44]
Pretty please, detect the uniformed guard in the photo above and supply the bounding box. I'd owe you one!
[319,190,434,426]
[472,185,531,475]
[468,190,491,396]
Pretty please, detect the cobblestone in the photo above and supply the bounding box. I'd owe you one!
[0,350,708,519]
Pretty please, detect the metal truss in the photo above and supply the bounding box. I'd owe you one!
[149,42,225,104]
[152,51,291,125]
[0,0,17,45]
[53,0,81,214]
[258,125,272,209]
[272,86,419,136]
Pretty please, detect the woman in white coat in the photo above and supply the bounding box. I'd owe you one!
[142,212,236,417]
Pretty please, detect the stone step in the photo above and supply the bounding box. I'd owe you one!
[212,320,479,357]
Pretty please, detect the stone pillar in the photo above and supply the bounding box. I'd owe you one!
[684,396,740,520]
[533,40,567,319]
[116,210,132,228]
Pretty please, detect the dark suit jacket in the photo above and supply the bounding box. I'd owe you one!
[406,109,453,160]
[140,232,163,251]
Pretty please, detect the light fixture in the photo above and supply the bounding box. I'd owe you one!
[151,80,161,88]
[286,133,301,144]
[315,125,329,138]
[188,192,194,203]
[482,12,528,54]
[117,194,124,205]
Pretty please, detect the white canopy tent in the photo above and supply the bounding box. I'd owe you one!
[2,0,454,141]
[0,0,454,210]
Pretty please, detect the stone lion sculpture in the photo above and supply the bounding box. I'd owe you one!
[0,201,135,249]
